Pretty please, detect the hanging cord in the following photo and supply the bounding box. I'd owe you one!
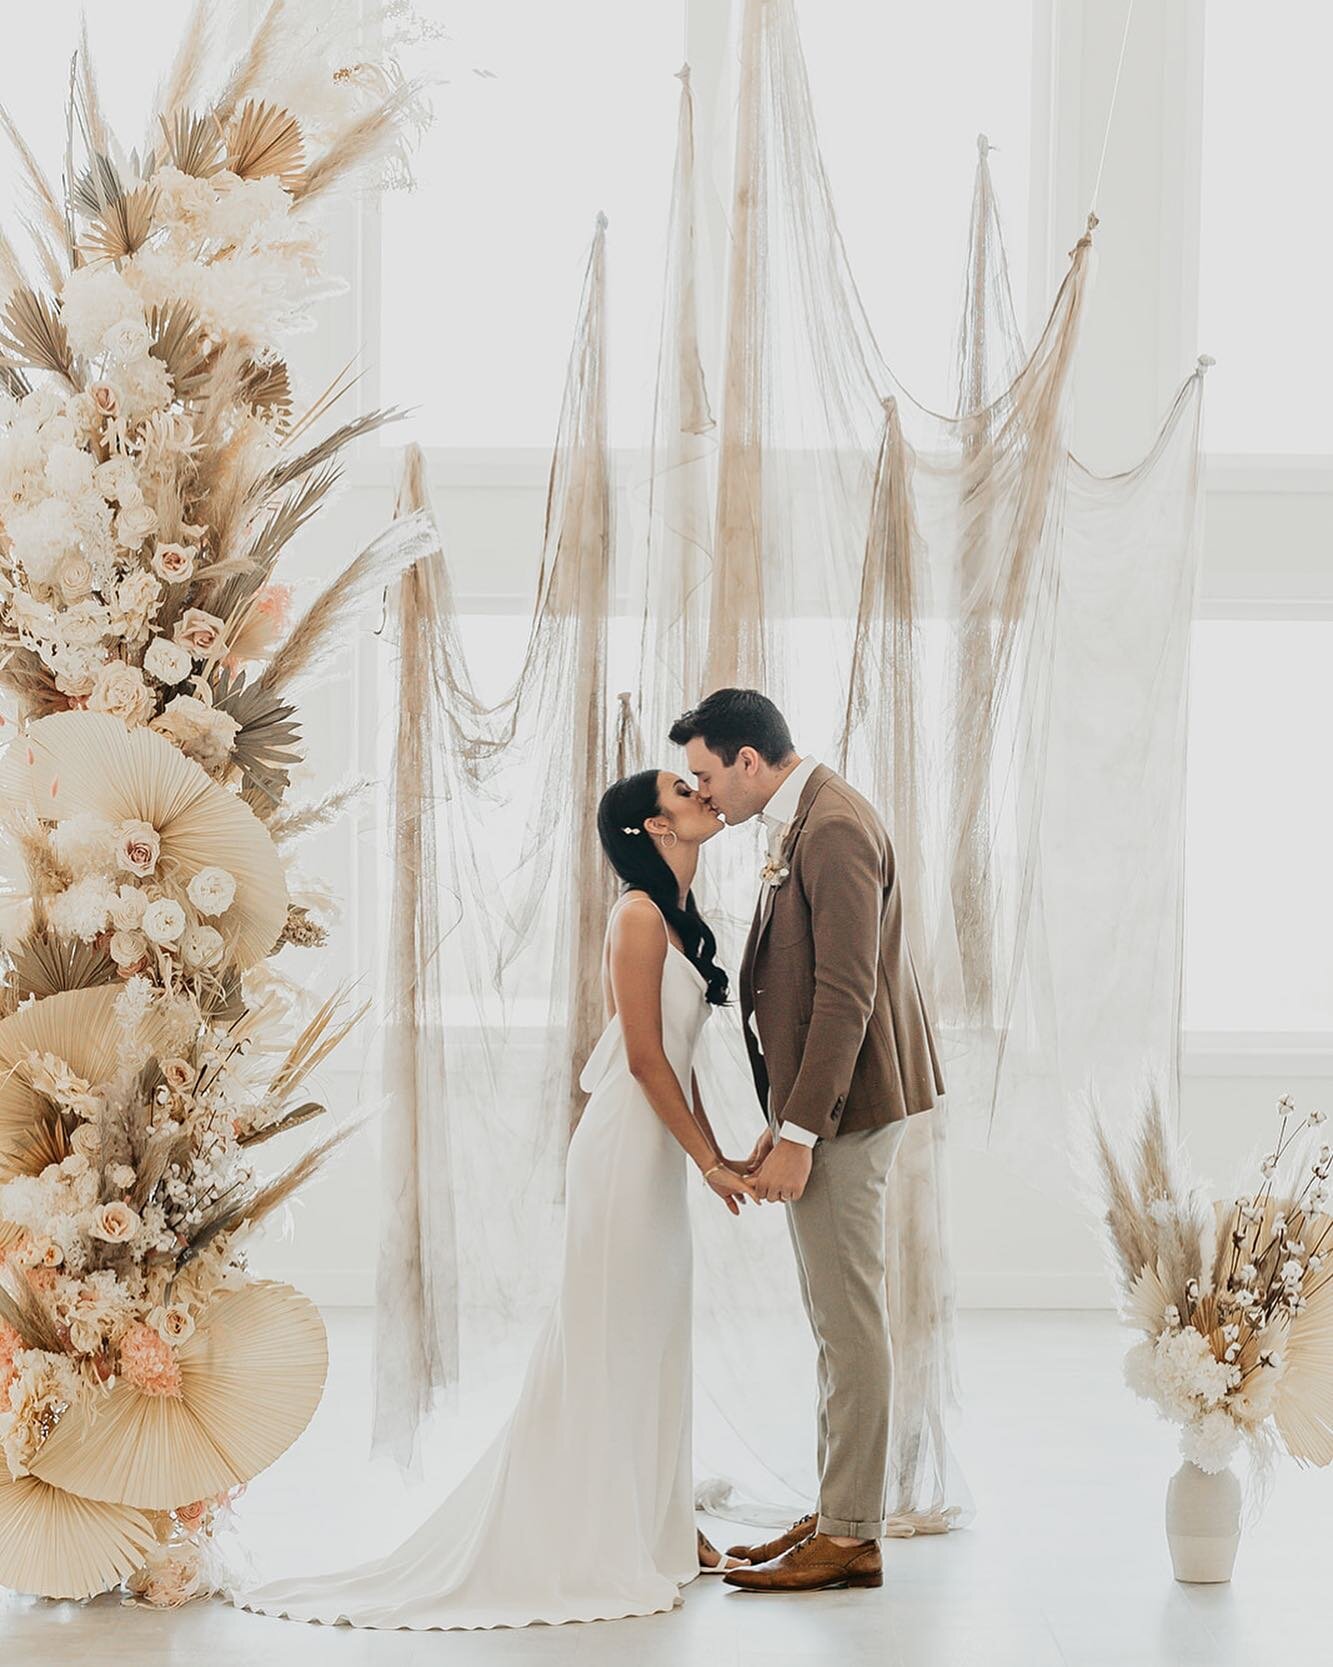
[1089,0,1137,217]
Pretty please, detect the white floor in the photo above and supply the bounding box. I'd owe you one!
[2,1309,1329,1665]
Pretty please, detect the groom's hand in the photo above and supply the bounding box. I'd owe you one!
[741,1126,775,1176]
[751,1138,814,1204]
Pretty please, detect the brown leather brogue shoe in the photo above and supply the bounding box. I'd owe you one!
[722,1531,883,1592]
[724,1511,817,1565]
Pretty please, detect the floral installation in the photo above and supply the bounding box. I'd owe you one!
[1092,1089,1333,1488]
[0,3,433,1607]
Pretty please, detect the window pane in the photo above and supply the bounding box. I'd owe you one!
[1199,5,1333,454]
[800,1,1034,413]
[1184,622,1333,1032]
[381,3,680,448]
[382,1,1034,448]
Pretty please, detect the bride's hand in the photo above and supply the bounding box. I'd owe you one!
[704,1163,758,1215]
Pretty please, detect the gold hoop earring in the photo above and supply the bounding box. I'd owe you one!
[660,831,678,850]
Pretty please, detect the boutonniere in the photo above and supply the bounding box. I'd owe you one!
[760,853,790,890]
[760,824,793,890]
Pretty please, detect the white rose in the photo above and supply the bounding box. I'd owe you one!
[143,636,192,685]
[116,819,161,878]
[68,1317,103,1355]
[101,318,152,363]
[160,1057,197,1092]
[180,923,223,969]
[109,928,149,969]
[93,456,138,502]
[108,884,148,930]
[148,1304,195,1346]
[88,660,155,727]
[114,501,159,551]
[186,867,236,917]
[69,1122,104,1160]
[55,552,94,604]
[172,608,227,659]
[87,1200,140,1244]
[150,543,196,583]
[141,898,186,946]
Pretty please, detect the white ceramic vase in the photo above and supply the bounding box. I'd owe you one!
[1165,1458,1242,1583]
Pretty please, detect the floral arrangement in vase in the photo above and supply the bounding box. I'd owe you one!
[1092,1090,1333,1578]
[0,3,434,1606]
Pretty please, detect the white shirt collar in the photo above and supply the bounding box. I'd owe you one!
[762,755,819,835]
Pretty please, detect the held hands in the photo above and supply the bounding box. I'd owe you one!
[714,1124,814,1205]
[703,1161,759,1215]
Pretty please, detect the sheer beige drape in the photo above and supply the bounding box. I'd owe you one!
[372,0,1204,1534]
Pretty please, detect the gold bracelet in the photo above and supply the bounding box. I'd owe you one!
[703,1163,726,1183]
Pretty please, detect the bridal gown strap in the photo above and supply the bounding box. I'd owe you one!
[229,899,712,1631]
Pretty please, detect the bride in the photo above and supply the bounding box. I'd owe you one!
[229,768,758,1630]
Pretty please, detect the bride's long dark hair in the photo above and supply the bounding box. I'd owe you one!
[595,770,729,1007]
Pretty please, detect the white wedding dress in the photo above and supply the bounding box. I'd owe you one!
[230,904,711,1630]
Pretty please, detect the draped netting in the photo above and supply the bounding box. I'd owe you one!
[371,0,1205,1538]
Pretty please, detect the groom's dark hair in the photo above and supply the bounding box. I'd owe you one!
[668,688,794,767]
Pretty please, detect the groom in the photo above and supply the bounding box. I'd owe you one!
[669,688,945,1593]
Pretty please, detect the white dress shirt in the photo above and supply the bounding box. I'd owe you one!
[754,757,821,1148]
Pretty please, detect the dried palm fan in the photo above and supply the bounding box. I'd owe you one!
[30,1280,327,1509]
[0,985,169,1184]
[1273,1245,1333,1466]
[0,1468,158,1601]
[0,711,287,968]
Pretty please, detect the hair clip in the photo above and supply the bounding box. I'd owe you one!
[621,825,641,836]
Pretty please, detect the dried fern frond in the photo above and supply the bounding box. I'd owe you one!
[295,79,426,207]
[153,0,212,124]
[213,0,289,129]
[81,182,159,264]
[266,407,406,494]
[267,988,369,1108]
[0,289,73,380]
[237,1101,325,1148]
[158,108,224,179]
[181,1115,364,1263]
[266,778,370,842]
[225,100,304,192]
[0,1269,62,1354]
[210,666,303,803]
[0,106,71,275]
[257,510,440,697]
[147,302,212,399]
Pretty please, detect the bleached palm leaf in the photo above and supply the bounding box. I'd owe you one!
[1123,1262,1174,1335]
[147,302,212,399]
[0,712,288,968]
[0,1468,157,1601]
[240,357,293,428]
[6,932,115,999]
[1272,1214,1333,1466]
[158,108,224,179]
[30,1281,328,1509]
[0,985,168,1183]
[81,182,159,263]
[0,288,73,379]
[225,100,303,191]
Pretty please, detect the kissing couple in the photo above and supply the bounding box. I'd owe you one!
[231,688,945,1632]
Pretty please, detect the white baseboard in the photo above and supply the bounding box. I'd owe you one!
[955,1272,1114,1309]
[273,1267,1116,1313]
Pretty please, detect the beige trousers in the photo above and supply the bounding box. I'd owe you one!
[774,1116,908,1539]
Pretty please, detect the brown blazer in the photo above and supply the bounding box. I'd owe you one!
[739,764,944,1141]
